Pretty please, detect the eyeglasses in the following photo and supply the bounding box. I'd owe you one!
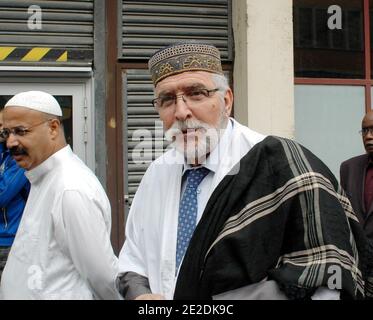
[359,127,373,136]
[152,88,220,111]
[0,119,52,140]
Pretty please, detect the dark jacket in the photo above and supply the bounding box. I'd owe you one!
[340,154,373,241]
[0,143,30,246]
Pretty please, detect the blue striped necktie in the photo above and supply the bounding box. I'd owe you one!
[176,167,210,271]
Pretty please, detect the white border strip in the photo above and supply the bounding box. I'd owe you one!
[0,66,92,72]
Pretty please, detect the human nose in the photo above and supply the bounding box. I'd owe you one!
[174,94,192,121]
[6,132,19,149]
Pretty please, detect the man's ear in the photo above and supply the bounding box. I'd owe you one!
[49,119,61,139]
[224,88,233,117]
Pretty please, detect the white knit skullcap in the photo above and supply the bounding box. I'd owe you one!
[5,91,62,116]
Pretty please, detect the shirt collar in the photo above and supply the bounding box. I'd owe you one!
[25,145,72,184]
[182,118,234,175]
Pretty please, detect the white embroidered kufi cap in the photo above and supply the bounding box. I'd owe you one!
[4,90,62,116]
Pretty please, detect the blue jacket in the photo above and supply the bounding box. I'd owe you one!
[0,143,30,246]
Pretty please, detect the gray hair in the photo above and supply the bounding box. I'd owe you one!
[212,73,229,94]
[211,73,230,104]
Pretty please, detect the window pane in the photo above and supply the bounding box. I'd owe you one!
[295,85,365,179]
[294,0,364,78]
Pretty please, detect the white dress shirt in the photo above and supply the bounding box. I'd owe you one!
[0,146,120,300]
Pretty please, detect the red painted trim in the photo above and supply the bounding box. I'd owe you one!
[366,85,372,111]
[295,78,372,85]
[364,0,371,112]
[106,0,120,254]
[364,0,371,80]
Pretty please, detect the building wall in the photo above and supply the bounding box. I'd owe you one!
[232,0,295,139]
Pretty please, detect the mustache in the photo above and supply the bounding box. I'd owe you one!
[9,147,27,156]
[177,123,204,132]
[164,119,212,141]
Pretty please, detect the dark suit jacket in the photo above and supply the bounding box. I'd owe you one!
[340,154,373,241]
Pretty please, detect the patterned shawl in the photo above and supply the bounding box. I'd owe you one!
[174,136,373,300]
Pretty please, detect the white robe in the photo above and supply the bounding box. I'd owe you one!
[118,119,266,299]
[0,146,120,300]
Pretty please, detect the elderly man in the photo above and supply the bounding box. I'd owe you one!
[0,91,120,299]
[118,43,373,300]
[340,111,373,241]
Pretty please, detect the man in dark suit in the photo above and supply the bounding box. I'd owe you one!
[340,111,373,241]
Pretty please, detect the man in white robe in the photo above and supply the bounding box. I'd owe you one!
[0,91,120,300]
[117,43,343,300]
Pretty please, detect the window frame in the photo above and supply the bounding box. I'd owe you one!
[294,0,372,113]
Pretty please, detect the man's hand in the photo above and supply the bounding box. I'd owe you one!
[135,294,165,300]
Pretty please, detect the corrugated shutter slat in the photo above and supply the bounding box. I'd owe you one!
[0,0,93,49]
[121,0,231,60]
[123,69,170,206]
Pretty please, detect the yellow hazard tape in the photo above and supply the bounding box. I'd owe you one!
[21,47,51,62]
[0,47,16,61]
[57,51,67,62]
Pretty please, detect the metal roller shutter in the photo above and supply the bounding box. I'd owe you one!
[0,0,93,63]
[122,69,169,207]
[121,0,232,60]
